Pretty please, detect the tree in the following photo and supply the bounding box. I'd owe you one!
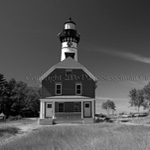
[129,88,144,114]
[143,82,150,112]
[10,81,28,116]
[0,74,8,114]
[21,87,41,117]
[101,100,116,116]
[0,75,42,117]
[3,78,16,116]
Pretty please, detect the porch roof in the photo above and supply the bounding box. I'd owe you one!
[40,95,95,102]
[45,95,92,99]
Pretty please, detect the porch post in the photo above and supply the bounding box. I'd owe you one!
[40,100,44,119]
[81,101,83,119]
[42,102,45,119]
[53,101,55,119]
[92,100,94,118]
[40,101,42,119]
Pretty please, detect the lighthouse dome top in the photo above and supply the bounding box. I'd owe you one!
[59,18,80,44]
[64,18,76,30]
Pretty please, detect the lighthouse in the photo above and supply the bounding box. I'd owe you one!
[58,18,80,61]
[39,19,97,125]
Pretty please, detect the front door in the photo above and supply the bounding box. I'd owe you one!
[83,101,91,117]
[46,103,53,118]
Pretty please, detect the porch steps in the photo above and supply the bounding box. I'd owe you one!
[54,118,84,124]
[38,118,53,125]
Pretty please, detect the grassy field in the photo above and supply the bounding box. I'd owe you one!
[0,118,38,144]
[0,126,20,143]
[0,122,150,150]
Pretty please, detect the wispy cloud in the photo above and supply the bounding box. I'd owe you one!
[97,49,150,64]
[96,97,129,103]
[119,80,149,89]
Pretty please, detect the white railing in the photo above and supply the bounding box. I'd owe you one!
[55,112,81,118]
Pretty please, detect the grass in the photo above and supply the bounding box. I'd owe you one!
[0,126,19,136]
[2,118,38,125]
[1,122,150,150]
[130,116,150,124]
[0,118,38,144]
[0,126,20,142]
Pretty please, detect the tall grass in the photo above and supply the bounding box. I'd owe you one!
[0,126,19,137]
[1,123,150,150]
[0,126,20,143]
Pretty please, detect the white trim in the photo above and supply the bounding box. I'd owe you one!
[40,101,44,119]
[81,101,83,119]
[43,95,92,99]
[40,101,42,119]
[53,102,55,119]
[40,98,95,102]
[55,83,62,95]
[92,100,94,118]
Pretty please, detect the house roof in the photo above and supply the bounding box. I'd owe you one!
[39,57,98,82]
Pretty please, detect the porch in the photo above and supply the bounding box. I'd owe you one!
[54,102,81,118]
[39,96,95,124]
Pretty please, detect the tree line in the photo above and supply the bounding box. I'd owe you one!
[0,73,41,118]
[129,82,150,114]
[101,81,150,116]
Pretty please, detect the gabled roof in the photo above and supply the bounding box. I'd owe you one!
[39,57,98,82]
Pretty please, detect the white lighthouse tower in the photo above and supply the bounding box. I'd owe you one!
[58,18,80,61]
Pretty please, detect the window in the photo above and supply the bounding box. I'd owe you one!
[58,103,64,112]
[74,102,81,112]
[65,52,75,59]
[47,104,52,108]
[85,104,89,108]
[65,69,72,76]
[65,69,73,80]
[55,83,62,95]
[75,83,82,95]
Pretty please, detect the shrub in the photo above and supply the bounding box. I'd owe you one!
[7,115,22,121]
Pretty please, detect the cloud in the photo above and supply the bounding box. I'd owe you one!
[98,49,150,64]
[96,97,129,103]
[119,80,150,89]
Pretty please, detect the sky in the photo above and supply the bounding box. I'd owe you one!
[0,0,150,113]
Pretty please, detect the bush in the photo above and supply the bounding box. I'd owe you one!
[95,118,103,123]
[7,115,22,121]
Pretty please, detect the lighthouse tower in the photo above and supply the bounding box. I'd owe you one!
[58,18,80,61]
